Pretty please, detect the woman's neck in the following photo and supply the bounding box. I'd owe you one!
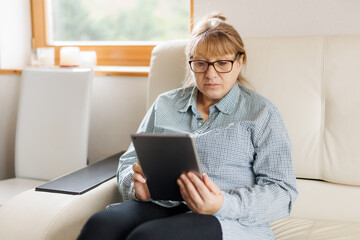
[196,92,218,122]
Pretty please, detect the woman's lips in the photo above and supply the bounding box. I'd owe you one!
[204,83,220,88]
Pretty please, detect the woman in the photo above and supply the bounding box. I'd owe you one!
[78,14,297,240]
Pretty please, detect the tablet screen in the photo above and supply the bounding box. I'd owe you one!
[131,133,202,201]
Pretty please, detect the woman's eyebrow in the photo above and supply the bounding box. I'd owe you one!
[193,55,233,60]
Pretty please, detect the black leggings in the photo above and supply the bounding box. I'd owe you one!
[77,200,222,240]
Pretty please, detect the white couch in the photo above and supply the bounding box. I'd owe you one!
[1,36,360,239]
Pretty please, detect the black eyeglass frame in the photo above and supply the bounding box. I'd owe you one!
[188,52,243,73]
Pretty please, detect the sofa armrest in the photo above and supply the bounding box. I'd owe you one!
[0,154,123,240]
[36,152,123,195]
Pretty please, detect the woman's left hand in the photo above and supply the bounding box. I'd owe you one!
[177,172,223,215]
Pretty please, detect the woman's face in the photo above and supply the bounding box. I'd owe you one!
[192,53,243,105]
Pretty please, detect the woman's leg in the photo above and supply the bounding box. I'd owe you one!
[77,200,189,240]
[126,212,222,240]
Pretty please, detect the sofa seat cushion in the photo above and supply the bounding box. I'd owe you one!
[271,217,360,240]
[0,178,46,206]
[291,179,360,222]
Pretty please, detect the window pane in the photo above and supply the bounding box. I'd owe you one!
[47,0,190,44]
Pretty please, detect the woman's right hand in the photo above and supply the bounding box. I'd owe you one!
[132,161,151,201]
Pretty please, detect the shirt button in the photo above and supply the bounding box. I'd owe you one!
[198,122,202,127]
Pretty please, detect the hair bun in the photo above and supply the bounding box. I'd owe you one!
[207,13,227,22]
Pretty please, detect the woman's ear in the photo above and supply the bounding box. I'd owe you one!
[236,55,244,69]
[239,54,245,65]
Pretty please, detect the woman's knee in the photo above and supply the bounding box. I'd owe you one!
[78,209,130,240]
[125,222,160,240]
[78,211,112,237]
[78,201,156,240]
[84,210,111,229]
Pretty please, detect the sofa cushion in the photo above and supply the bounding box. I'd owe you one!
[147,39,187,109]
[291,179,360,222]
[322,36,360,185]
[244,36,360,186]
[244,36,324,180]
[271,217,360,240]
[16,68,92,180]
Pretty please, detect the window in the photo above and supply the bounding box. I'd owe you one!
[31,0,193,66]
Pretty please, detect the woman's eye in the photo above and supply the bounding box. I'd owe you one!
[217,61,229,66]
[195,62,206,67]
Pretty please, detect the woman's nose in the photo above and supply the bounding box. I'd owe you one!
[205,64,218,78]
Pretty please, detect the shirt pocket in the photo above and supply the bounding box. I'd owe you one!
[193,122,253,176]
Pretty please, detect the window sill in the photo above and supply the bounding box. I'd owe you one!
[0,66,149,77]
[0,69,22,75]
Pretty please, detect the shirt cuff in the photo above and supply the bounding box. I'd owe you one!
[213,191,246,221]
[214,191,232,218]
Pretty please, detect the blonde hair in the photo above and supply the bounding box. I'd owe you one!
[183,13,251,88]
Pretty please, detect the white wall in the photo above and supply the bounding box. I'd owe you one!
[194,0,360,37]
[0,0,32,69]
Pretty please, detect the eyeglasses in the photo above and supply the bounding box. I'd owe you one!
[189,52,242,73]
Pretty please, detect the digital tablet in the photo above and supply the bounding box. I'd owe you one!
[131,133,202,201]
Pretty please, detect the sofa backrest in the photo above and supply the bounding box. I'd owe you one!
[148,36,360,187]
[15,68,93,181]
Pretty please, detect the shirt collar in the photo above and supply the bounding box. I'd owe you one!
[179,86,197,113]
[214,83,240,115]
[179,83,240,115]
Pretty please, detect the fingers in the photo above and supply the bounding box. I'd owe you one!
[187,172,211,199]
[203,173,221,194]
[132,161,151,200]
[133,172,146,183]
[132,161,143,173]
[177,174,201,203]
[178,172,209,202]
[132,162,146,183]
[177,179,193,204]
[177,175,199,211]
[178,172,223,214]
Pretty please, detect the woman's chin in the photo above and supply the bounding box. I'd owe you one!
[202,91,224,102]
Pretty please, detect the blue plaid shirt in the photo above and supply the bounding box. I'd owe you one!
[117,83,297,240]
